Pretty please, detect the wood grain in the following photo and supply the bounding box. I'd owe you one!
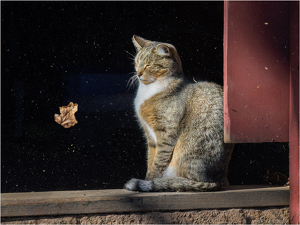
[224,1,290,143]
[1,186,289,217]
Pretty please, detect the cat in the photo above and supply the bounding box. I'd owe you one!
[125,35,234,192]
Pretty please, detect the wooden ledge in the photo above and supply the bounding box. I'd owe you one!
[1,185,289,218]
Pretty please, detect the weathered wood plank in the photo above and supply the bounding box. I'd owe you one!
[1,186,290,217]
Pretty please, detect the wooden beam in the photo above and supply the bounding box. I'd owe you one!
[289,2,299,224]
[1,186,289,218]
[224,1,290,143]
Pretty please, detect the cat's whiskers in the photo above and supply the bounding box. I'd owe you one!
[127,73,139,90]
[125,50,136,61]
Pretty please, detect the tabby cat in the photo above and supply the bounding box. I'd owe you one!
[125,35,234,192]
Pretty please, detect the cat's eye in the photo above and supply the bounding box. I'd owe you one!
[144,64,150,69]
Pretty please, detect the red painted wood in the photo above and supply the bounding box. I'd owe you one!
[224,1,290,143]
[289,2,299,224]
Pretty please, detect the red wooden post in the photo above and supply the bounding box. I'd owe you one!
[289,2,299,224]
[224,2,299,223]
[224,1,290,143]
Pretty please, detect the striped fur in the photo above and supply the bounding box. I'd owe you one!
[125,35,234,192]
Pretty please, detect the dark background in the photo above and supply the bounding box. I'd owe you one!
[2,2,288,193]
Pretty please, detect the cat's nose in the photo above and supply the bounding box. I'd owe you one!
[137,72,142,77]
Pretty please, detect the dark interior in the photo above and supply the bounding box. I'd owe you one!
[2,2,288,193]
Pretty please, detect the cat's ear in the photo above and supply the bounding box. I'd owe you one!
[132,35,148,51]
[157,44,183,73]
[156,44,171,56]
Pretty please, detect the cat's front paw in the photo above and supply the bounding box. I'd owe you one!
[124,178,153,192]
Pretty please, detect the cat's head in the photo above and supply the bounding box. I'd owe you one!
[132,35,183,85]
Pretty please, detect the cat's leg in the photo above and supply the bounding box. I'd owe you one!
[146,135,176,179]
[145,141,156,180]
[138,123,158,180]
[125,132,177,191]
[125,119,179,190]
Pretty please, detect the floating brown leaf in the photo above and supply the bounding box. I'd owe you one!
[54,102,78,128]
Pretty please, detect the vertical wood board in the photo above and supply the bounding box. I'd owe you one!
[224,1,290,143]
[289,2,299,224]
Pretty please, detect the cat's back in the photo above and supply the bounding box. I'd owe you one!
[182,81,223,107]
[158,80,223,119]
[180,81,223,128]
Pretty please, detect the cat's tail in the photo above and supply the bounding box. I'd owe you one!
[124,177,223,192]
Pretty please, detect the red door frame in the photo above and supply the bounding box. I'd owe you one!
[224,1,299,223]
[289,2,299,224]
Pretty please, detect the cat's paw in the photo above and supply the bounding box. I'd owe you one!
[124,178,153,192]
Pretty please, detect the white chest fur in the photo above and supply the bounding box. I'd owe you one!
[134,80,168,144]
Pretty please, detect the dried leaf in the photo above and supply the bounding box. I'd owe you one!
[54,102,78,128]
